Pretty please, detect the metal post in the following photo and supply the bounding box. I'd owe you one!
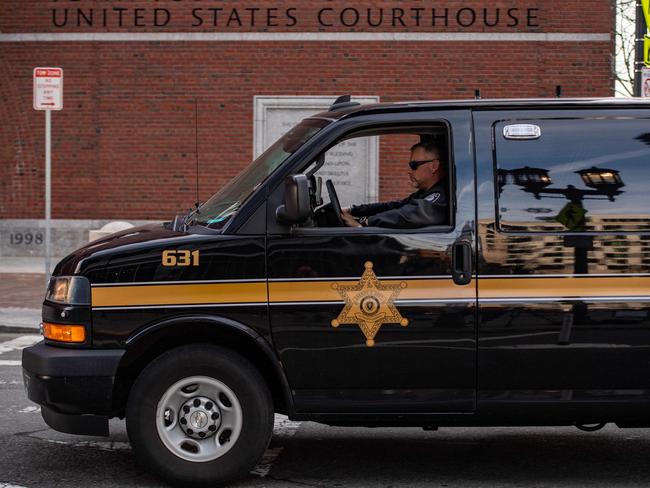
[45,109,51,286]
[635,1,647,97]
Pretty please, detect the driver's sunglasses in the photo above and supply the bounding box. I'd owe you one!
[408,158,439,170]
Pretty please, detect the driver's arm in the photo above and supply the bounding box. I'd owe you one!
[349,198,407,218]
[366,196,448,229]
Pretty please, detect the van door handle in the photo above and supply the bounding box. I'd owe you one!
[452,241,472,286]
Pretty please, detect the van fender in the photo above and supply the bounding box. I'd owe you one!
[122,314,294,415]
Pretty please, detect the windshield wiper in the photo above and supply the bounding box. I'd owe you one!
[183,205,201,229]
[170,204,201,232]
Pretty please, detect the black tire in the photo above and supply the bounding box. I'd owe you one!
[126,344,274,487]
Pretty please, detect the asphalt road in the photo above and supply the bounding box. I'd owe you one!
[3,331,650,487]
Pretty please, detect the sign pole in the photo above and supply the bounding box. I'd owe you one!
[636,2,644,96]
[45,109,52,286]
[637,0,650,96]
[33,67,62,286]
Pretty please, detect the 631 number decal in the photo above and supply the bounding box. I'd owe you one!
[162,250,200,266]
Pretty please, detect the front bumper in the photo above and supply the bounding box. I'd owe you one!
[22,341,125,436]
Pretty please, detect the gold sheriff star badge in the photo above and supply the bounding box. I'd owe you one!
[331,261,408,347]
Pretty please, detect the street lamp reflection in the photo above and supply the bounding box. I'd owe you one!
[498,165,626,344]
[577,167,624,200]
[513,167,552,197]
[499,165,625,206]
[498,167,552,198]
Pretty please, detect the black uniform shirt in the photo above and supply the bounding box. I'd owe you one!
[349,181,448,229]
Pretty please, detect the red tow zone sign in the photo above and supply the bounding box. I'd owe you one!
[33,67,63,110]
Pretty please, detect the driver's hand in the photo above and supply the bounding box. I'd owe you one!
[341,211,362,227]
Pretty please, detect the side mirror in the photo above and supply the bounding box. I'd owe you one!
[276,174,311,224]
[313,176,323,206]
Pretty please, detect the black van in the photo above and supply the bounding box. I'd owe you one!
[22,97,650,486]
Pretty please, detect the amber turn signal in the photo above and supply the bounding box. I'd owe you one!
[42,322,86,343]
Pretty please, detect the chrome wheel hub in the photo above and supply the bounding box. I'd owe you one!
[156,376,243,462]
[179,396,221,439]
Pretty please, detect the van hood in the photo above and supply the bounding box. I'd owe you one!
[53,222,188,276]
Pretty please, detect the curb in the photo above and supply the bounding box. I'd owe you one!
[0,324,41,334]
[0,308,42,335]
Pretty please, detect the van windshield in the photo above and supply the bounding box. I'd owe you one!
[192,118,329,229]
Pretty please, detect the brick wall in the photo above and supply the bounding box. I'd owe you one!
[0,0,615,220]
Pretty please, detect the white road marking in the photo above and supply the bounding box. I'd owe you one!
[273,414,302,437]
[39,438,131,452]
[18,406,40,414]
[0,483,29,488]
[250,448,284,477]
[0,380,22,385]
[26,413,300,474]
[0,361,22,366]
[251,414,302,478]
[0,335,41,355]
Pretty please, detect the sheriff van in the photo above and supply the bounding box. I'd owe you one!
[22,97,650,486]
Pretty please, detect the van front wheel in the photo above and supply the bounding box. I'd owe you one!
[126,345,273,487]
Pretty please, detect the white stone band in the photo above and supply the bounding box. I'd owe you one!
[0,32,611,42]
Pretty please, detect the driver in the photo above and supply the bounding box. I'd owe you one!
[341,141,448,228]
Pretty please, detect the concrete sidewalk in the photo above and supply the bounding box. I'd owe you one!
[0,258,52,332]
[1,256,64,274]
[0,307,41,333]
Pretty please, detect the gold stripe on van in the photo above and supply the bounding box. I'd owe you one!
[478,276,650,299]
[90,275,650,308]
[91,282,267,307]
[268,278,475,303]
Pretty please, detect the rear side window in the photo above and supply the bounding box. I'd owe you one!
[495,117,650,233]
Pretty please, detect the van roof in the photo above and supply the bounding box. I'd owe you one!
[312,97,650,120]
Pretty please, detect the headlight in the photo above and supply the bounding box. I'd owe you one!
[45,276,91,305]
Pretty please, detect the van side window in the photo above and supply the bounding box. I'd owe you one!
[495,118,650,233]
[300,125,453,230]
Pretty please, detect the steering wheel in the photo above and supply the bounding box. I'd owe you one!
[326,179,344,227]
